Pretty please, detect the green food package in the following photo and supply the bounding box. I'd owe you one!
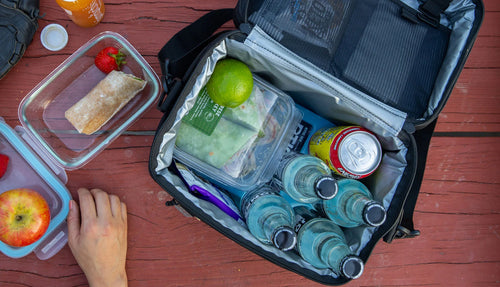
[175,117,257,168]
[175,78,278,174]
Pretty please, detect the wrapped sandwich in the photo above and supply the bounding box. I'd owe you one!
[65,70,146,135]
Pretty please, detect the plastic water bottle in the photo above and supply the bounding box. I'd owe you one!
[239,186,297,251]
[321,179,386,228]
[274,152,338,203]
[294,206,364,279]
[56,0,105,27]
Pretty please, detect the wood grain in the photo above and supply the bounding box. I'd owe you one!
[0,0,498,286]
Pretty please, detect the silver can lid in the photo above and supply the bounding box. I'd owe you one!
[338,131,382,176]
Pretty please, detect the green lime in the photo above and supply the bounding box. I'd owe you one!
[206,58,253,108]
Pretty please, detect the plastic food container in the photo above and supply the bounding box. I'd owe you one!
[0,119,71,259]
[0,31,161,259]
[19,31,161,170]
[174,76,302,192]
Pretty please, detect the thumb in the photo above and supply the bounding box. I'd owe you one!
[67,199,81,244]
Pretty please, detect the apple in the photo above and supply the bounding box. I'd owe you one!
[0,188,51,247]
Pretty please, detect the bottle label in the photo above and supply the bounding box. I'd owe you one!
[313,201,328,218]
[62,8,73,16]
[240,188,278,220]
[287,104,335,154]
[274,152,300,182]
[286,119,312,153]
[88,0,104,21]
[293,206,318,233]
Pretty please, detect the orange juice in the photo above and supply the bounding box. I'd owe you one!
[56,0,105,28]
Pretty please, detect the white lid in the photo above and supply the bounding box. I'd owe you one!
[40,24,68,51]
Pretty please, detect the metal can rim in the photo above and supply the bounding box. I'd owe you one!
[330,127,382,178]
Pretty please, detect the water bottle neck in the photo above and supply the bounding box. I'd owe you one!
[262,213,296,251]
[294,166,327,196]
[318,237,351,272]
[262,213,291,241]
[345,193,372,222]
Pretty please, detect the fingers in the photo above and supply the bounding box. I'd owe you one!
[67,199,81,243]
[90,189,112,218]
[109,194,122,218]
[76,188,126,220]
[77,188,97,226]
[121,202,127,223]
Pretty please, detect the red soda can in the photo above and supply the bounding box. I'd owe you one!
[308,126,382,179]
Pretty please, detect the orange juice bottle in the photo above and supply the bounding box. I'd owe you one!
[56,0,105,28]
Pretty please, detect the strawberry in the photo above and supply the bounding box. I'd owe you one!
[94,47,126,74]
[0,154,9,179]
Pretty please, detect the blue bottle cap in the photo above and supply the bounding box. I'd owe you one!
[363,202,387,227]
[341,256,364,279]
[272,226,297,251]
[315,176,338,200]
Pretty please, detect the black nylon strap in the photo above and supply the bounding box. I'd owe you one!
[158,8,234,78]
[401,119,437,229]
[387,118,438,242]
[418,0,451,27]
[156,8,234,113]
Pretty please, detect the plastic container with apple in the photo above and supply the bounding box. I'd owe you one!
[0,31,161,259]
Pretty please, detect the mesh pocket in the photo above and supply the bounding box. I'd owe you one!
[249,0,451,118]
[332,0,450,118]
[249,0,355,71]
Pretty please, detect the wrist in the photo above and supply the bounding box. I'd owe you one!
[88,270,127,287]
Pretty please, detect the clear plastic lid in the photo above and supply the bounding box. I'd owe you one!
[18,31,161,170]
[0,120,71,259]
[174,76,302,191]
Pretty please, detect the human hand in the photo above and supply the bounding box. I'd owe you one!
[67,188,128,287]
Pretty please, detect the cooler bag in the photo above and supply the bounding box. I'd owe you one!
[148,0,483,284]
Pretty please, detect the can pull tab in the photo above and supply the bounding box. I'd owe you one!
[14,126,68,184]
[345,141,371,170]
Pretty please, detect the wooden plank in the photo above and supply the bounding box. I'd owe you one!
[437,68,500,133]
[0,0,498,286]
[3,136,498,286]
[435,6,500,133]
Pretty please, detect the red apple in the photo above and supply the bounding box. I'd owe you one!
[0,188,51,247]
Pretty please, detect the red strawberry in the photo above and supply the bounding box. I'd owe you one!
[94,47,126,74]
[0,154,9,179]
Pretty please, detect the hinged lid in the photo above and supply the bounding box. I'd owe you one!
[234,0,483,130]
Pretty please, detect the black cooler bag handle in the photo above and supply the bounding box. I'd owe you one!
[157,8,234,114]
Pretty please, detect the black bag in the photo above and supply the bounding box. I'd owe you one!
[149,0,483,284]
[0,0,39,79]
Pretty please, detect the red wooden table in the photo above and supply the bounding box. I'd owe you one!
[0,0,498,286]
